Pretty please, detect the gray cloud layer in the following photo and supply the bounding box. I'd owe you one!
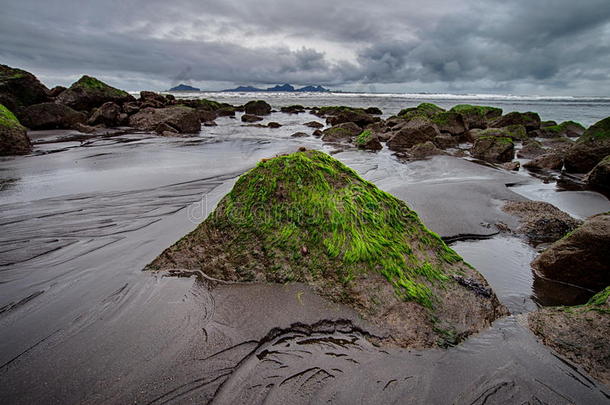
[1,0,609,94]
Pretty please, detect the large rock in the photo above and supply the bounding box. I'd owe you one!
[466,126,527,142]
[241,114,263,123]
[398,102,445,118]
[244,100,271,116]
[523,152,563,170]
[354,130,382,150]
[586,155,610,190]
[540,121,585,138]
[0,104,31,155]
[491,111,541,131]
[564,117,610,173]
[502,201,581,244]
[517,140,545,158]
[327,110,377,128]
[387,117,441,151]
[128,106,201,133]
[449,104,502,130]
[56,75,134,111]
[430,112,466,135]
[18,102,85,129]
[528,287,610,387]
[148,149,506,348]
[321,122,362,142]
[407,141,447,160]
[139,91,168,108]
[0,64,50,111]
[87,102,122,127]
[471,136,514,163]
[532,213,610,290]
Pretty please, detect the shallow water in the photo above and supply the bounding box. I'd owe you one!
[1,102,610,404]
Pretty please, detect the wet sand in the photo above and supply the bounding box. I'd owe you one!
[1,110,610,404]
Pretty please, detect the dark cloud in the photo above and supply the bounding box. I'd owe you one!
[0,0,609,94]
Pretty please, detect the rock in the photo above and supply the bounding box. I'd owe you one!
[73,123,97,134]
[180,98,223,111]
[430,112,466,136]
[147,149,506,348]
[128,106,201,133]
[503,201,581,244]
[56,75,134,111]
[0,64,50,110]
[398,102,445,118]
[304,121,324,129]
[466,126,526,142]
[0,104,31,155]
[87,102,122,127]
[387,117,441,151]
[216,107,236,117]
[532,213,610,290]
[18,102,85,129]
[244,100,271,116]
[354,130,382,150]
[203,121,217,127]
[241,114,263,123]
[312,129,323,137]
[267,122,282,128]
[49,86,67,98]
[122,102,140,115]
[434,134,459,149]
[290,132,309,138]
[364,107,383,115]
[407,141,447,159]
[155,122,179,135]
[540,121,586,138]
[471,136,514,163]
[449,104,502,130]
[280,105,305,114]
[585,155,610,190]
[491,111,541,131]
[523,152,564,170]
[197,110,217,123]
[564,117,610,173]
[321,122,362,142]
[517,140,545,158]
[502,161,520,171]
[528,287,610,387]
[560,121,586,137]
[541,120,557,128]
[327,110,378,128]
[139,91,167,108]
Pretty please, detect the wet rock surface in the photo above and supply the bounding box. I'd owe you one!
[471,136,515,163]
[55,75,134,111]
[128,105,201,133]
[0,104,31,155]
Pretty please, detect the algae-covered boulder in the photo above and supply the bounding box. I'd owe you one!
[586,155,610,190]
[466,126,526,142]
[564,117,610,173]
[0,104,31,155]
[18,102,86,129]
[398,103,445,119]
[471,136,514,163]
[128,106,201,133]
[449,104,502,130]
[241,113,263,123]
[532,213,610,291]
[528,287,610,386]
[354,129,382,150]
[387,117,441,151]
[430,112,466,136]
[517,140,545,158]
[148,150,506,347]
[491,111,541,131]
[244,100,271,116]
[56,75,134,111]
[321,122,361,142]
[540,121,585,138]
[0,64,50,111]
[327,109,378,128]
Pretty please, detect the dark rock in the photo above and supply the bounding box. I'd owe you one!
[491,111,541,131]
[203,121,217,127]
[466,126,526,142]
[280,105,305,114]
[128,106,201,133]
[122,102,140,115]
[502,161,520,171]
[73,123,97,134]
[364,107,383,115]
[155,122,179,135]
[87,102,121,127]
[304,121,324,129]
[430,112,466,136]
[586,155,610,190]
[354,130,382,150]
[290,132,309,138]
[0,104,31,155]
[433,134,459,149]
[244,100,271,116]
[312,129,323,137]
[540,120,557,128]
[216,107,236,117]
[398,102,445,118]
[197,110,217,123]
[471,136,514,163]
[387,117,441,151]
[564,117,610,173]
[540,121,586,138]
[139,91,167,108]
[49,86,67,98]
[503,201,581,244]
[321,122,361,142]
[407,141,447,159]
[523,153,564,170]
[267,122,282,128]
[18,102,85,129]
[0,64,50,111]
[56,75,134,111]
[241,114,263,123]
[449,105,502,130]
[326,110,378,128]
[517,140,545,158]
[532,212,610,290]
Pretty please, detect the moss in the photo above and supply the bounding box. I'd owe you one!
[0,104,24,129]
[579,117,610,143]
[72,75,129,97]
[587,286,610,306]
[317,106,364,115]
[560,121,585,130]
[189,98,222,110]
[398,103,444,119]
[450,104,502,118]
[478,136,513,146]
[355,129,372,146]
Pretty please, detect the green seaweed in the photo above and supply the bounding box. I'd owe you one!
[579,117,610,142]
[450,104,502,118]
[0,104,23,129]
[355,130,372,146]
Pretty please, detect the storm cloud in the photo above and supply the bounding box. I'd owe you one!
[1,0,609,94]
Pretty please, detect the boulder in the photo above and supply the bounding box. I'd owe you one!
[429,112,466,135]
[502,161,520,171]
[0,104,31,155]
[470,136,514,163]
[56,75,134,111]
[0,64,50,110]
[540,120,557,128]
[122,102,140,115]
[586,155,610,190]
[502,201,581,244]
[326,110,378,128]
[139,91,167,108]
[449,105,502,130]
[18,102,85,129]
[290,132,309,138]
[312,129,323,137]
[540,121,586,138]
[280,105,305,114]
[267,122,282,128]
[466,126,526,142]
[354,130,382,151]
[197,110,217,123]
[128,106,201,133]
[387,117,441,151]
[523,152,564,170]
[49,86,67,98]
[364,107,383,115]
[398,102,445,118]
[147,149,506,348]
[433,134,459,149]
[244,100,271,116]
[528,287,610,387]
[491,111,541,131]
[517,140,546,158]
[407,141,447,159]
[532,213,610,290]
[241,114,263,123]
[304,121,324,129]
[216,107,236,117]
[564,117,610,173]
[87,102,122,127]
[321,122,362,142]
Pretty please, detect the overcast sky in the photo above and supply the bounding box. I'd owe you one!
[1,0,610,94]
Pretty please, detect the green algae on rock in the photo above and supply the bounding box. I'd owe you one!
[149,149,506,347]
[56,75,134,111]
[0,103,31,155]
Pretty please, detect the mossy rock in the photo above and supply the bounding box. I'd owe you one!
[0,104,31,155]
[56,75,133,111]
[149,150,505,347]
[244,100,271,115]
[449,104,502,129]
[564,117,610,172]
[471,136,515,163]
[398,102,445,119]
[321,122,361,142]
[586,155,610,190]
[0,64,50,110]
[354,129,382,150]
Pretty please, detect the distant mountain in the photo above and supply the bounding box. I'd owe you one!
[168,84,201,92]
[222,83,329,92]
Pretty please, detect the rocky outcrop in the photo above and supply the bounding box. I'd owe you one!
[0,64,50,111]
[528,287,610,387]
[503,201,581,244]
[354,130,382,150]
[56,75,134,111]
[139,91,168,108]
[532,213,610,290]
[244,100,271,116]
[18,102,85,129]
[564,117,610,173]
[433,134,459,149]
[87,102,122,127]
[398,102,445,119]
[148,149,506,348]
[128,106,201,134]
[321,122,361,142]
[586,155,610,190]
[471,136,514,163]
[449,105,502,130]
[491,111,541,131]
[0,104,31,155]
[387,117,441,151]
[327,110,378,128]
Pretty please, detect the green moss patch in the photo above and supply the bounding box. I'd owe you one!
[0,104,24,129]
[72,75,129,97]
[450,104,502,118]
[398,103,445,119]
[579,117,610,142]
[355,130,372,146]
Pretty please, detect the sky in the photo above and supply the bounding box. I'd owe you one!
[1,0,610,95]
